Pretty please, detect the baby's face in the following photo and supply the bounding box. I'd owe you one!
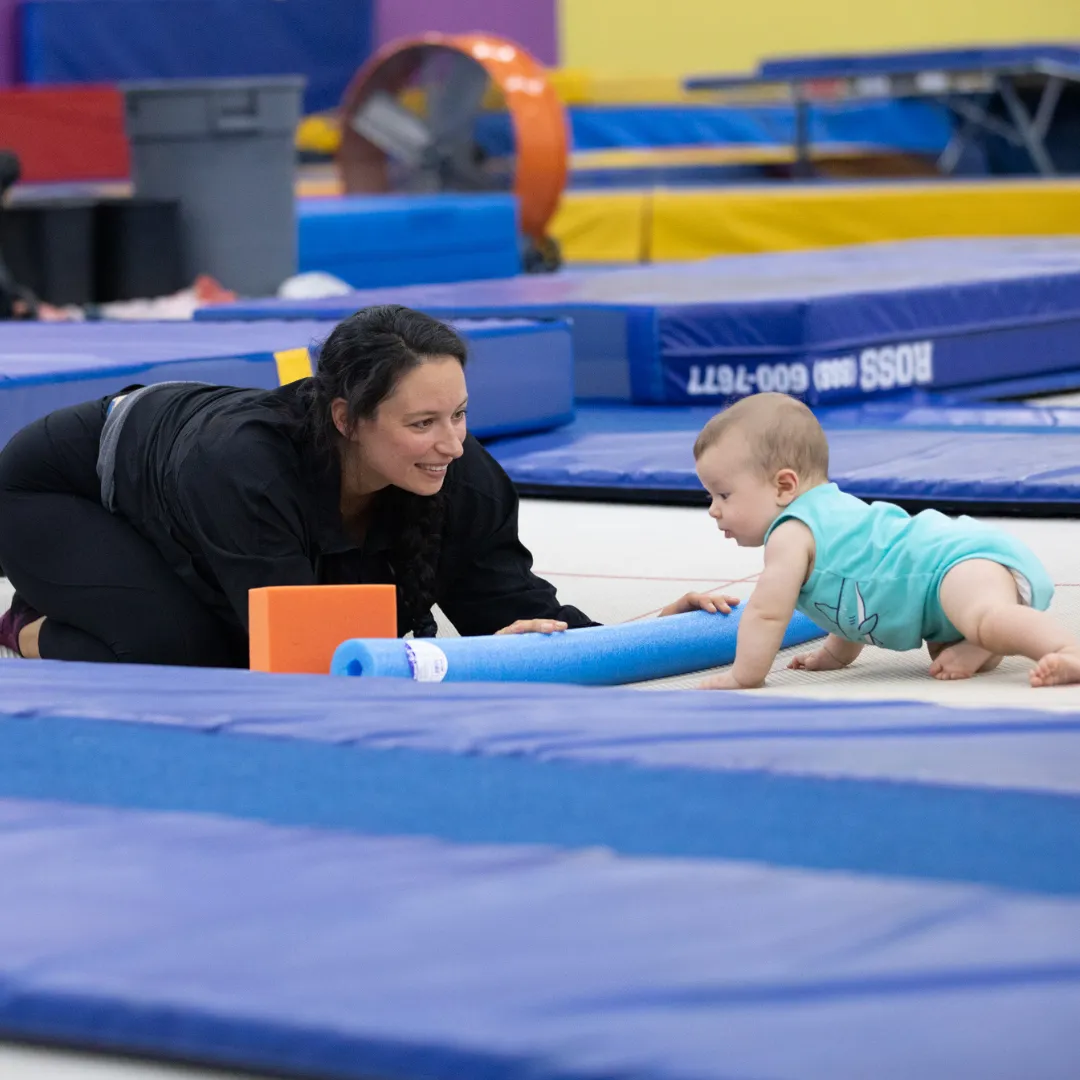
[696,437,784,547]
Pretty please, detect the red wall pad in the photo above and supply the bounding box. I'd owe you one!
[0,85,129,182]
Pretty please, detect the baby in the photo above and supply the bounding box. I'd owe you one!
[663,392,1080,690]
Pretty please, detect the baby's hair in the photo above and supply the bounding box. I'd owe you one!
[693,393,829,481]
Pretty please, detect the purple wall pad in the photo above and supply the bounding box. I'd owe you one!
[375,0,556,65]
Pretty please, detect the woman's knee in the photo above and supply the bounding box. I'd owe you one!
[112,617,241,667]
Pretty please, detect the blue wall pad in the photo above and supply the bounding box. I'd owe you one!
[486,402,1080,510]
[0,318,573,448]
[2,797,1079,1080]
[19,0,372,113]
[332,608,824,683]
[196,237,1080,404]
[299,195,522,289]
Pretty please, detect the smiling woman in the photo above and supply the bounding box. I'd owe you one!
[0,305,595,666]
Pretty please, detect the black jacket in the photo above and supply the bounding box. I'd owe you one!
[110,381,594,637]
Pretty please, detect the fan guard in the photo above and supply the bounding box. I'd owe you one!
[338,33,569,246]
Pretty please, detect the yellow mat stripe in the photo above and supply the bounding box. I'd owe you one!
[274,348,314,385]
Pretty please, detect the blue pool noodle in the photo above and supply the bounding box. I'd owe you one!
[330,607,825,685]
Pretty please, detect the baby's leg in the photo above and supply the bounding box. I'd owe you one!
[939,559,1080,687]
[927,639,1003,681]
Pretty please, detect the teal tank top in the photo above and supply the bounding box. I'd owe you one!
[763,484,1053,651]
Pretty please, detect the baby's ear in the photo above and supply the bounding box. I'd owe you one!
[774,467,800,502]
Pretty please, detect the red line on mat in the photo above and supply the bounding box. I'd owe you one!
[535,570,754,583]
[624,572,763,622]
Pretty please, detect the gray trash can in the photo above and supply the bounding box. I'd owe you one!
[123,77,304,297]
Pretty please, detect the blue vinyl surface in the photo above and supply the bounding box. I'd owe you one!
[474,100,951,154]
[197,237,1080,404]
[2,796,1080,1079]
[331,608,823,683]
[18,0,372,113]
[298,195,522,289]
[0,318,574,447]
[2,657,1080,1075]
[487,402,1080,505]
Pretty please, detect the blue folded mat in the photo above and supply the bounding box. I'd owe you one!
[331,608,824,684]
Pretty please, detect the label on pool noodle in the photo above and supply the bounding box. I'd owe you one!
[404,640,448,682]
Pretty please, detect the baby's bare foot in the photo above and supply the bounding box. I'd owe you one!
[1030,645,1080,687]
[929,641,1002,680]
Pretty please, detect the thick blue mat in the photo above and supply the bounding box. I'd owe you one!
[298,195,521,289]
[2,659,1080,1076]
[0,318,574,447]
[3,661,1080,890]
[196,237,1080,405]
[3,797,1079,1080]
[487,402,1080,509]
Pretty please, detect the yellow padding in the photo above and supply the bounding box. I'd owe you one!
[549,189,651,263]
[275,348,314,385]
[651,180,1080,261]
[296,114,341,155]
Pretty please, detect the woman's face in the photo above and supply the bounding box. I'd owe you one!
[336,356,468,497]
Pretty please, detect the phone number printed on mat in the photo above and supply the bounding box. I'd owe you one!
[684,340,935,398]
[686,362,810,397]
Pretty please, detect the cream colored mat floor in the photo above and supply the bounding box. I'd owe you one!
[4,502,1080,711]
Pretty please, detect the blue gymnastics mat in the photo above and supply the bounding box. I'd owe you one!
[298,194,521,288]
[487,401,1080,512]
[1,660,1080,1077]
[196,237,1080,405]
[0,318,574,449]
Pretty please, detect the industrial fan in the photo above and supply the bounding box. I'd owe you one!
[337,33,568,270]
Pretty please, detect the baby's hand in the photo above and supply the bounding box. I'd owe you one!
[659,591,741,618]
[698,671,760,691]
[788,646,849,672]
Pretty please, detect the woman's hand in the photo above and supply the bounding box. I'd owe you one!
[658,592,741,618]
[495,618,568,635]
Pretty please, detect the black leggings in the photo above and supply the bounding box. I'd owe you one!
[0,400,244,666]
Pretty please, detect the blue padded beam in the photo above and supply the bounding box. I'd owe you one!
[331,608,824,683]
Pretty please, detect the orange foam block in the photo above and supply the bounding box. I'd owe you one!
[249,585,397,674]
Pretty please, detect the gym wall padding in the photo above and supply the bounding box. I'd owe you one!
[558,0,1080,78]
[18,0,374,113]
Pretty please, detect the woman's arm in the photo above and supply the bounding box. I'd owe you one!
[436,441,597,636]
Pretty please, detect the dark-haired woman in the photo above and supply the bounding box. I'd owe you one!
[0,305,594,664]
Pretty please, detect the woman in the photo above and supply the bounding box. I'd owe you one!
[0,305,594,664]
